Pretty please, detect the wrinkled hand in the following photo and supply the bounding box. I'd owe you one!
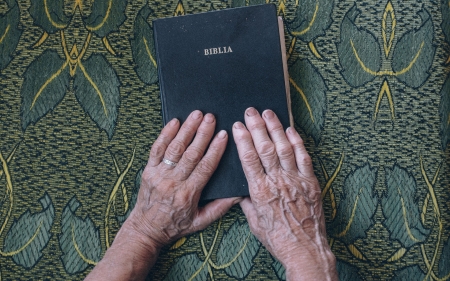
[233,108,337,281]
[127,110,240,250]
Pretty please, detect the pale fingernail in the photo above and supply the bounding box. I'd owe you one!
[263,110,274,119]
[287,127,294,134]
[245,107,257,116]
[204,113,215,123]
[169,118,178,126]
[192,110,202,119]
[233,122,244,129]
[218,130,227,139]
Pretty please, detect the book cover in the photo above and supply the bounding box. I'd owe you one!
[153,4,291,201]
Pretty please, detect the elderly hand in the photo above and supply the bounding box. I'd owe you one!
[86,110,240,281]
[232,108,338,281]
[127,110,241,248]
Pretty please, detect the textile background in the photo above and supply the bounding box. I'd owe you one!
[0,0,449,280]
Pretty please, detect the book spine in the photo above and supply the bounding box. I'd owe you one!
[153,22,168,125]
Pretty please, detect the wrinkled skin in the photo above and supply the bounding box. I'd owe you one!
[85,109,337,281]
[233,108,337,281]
[85,111,239,281]
[128,110,241,248]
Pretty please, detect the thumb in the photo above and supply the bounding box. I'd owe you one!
[192,197,242,231]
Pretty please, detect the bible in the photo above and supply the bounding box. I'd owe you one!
[153,4,292,201]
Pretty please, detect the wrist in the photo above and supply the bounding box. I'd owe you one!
[119,212,164,257]
[85,218,162,281]
[279,245,337,281]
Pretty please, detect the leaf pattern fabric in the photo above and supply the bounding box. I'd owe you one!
[216,220,260,279]
[328,164,378,245]
[289,58,327,144]
[29,0,69,33]
[20,50,70,130]
[391,9,435,88]
[130,5,158,85]
[163,254,208,281]
[382,164,430,248]
[337,4,381,87]
[83,0,127,37]
[3,193,54,269]
[73,54,120,139]
[59,197,101,274]
[287,0,334,42]
[0,0,22,71]
[0,0,449,280]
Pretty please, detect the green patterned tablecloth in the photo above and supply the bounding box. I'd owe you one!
[0,0,449,280]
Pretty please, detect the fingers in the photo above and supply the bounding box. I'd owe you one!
[148,118,180,167]
[163,110,204,167]
[262,110,297,171]
[285,127,315,179]
[239,198,261,236]
[176,113,216,178]
[244,108,279,172]
[187,129,228,188]
[191,197,242,231]
[232,121,265,181]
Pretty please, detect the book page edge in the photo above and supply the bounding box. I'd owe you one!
[278,16,294,128]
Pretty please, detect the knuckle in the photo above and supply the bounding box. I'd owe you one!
[196,159,216,176]
[183,147,204,165]
[277,144,294,159]
[150,142,165,159]
[298,153,313,167]
[241,150,260,165]
[292,138,305,149]
[258,141,276,158]
[270,122,284,133]
[195,128,211,139]
[248,121,266,131]
[167,140,185,157]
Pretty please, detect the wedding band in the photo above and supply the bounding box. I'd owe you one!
[162,158,177,167]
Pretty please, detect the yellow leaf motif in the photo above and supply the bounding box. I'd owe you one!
[373,79,395,121]
[382,1,396,58]
[0,25,10,44]
[77,61,108,116]
[289,77,314,122]
[174,1,186,16]
[86,0,113,31]
[290,0,319,37]
[387,247,406,262]
[143,37,157,67]
[170,237,187,250]
[44,0,68,29]
[347,244,366,261]
[334,188,360,238]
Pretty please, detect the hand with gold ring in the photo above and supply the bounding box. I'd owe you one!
[85,110,242,281]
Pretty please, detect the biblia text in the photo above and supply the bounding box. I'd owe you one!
[204,46,233,55]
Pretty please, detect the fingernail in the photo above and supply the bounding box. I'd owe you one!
[169,118,178,126]
[204,113,215,123]
[287,127,295,134]
[233,122,244,129]
[192,110,202,119]
[245,107,257,116]
[218,130,227,139]
[263,110,274,119]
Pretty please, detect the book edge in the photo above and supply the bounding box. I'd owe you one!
[278,16,294,128]
[153,21,168,125]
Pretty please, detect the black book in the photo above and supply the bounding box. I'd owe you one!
[153,4,292,201]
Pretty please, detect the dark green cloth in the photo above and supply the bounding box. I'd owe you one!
[0,0,449,280]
